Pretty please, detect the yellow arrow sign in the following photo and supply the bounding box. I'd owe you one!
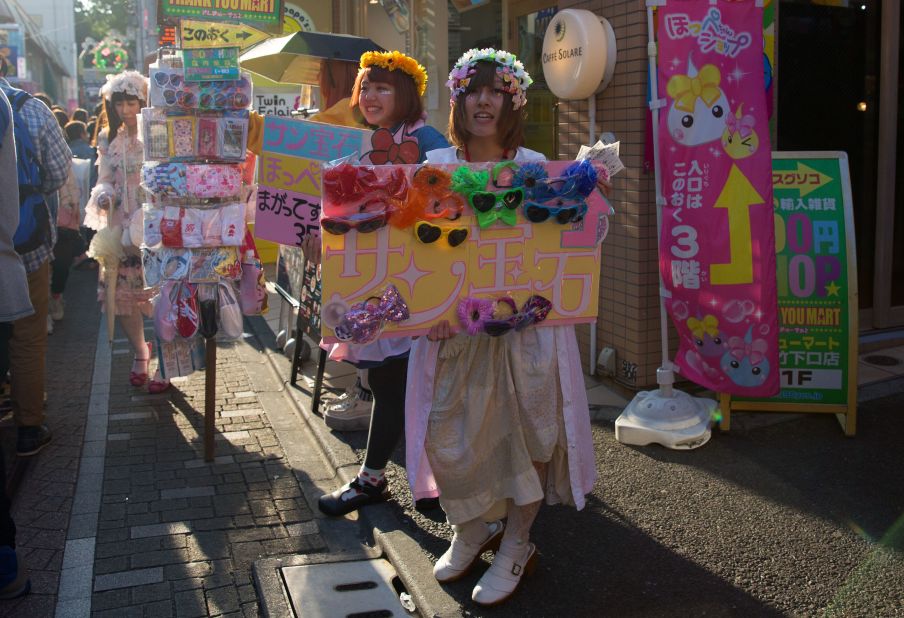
[179,20,269,50]
[772,162,833,197]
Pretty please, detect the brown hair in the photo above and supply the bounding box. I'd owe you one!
[319,59,358,110]
[53,109,69,130]
[64,120,88,143]
[350,65,423,127]
[448,61,525,153]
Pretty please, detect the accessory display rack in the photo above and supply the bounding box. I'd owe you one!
[140,45,255,461]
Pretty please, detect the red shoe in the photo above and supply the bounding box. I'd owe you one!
[129,343,152,387]
[148,379,171,394]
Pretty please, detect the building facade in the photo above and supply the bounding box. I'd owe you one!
[321,0,903,391]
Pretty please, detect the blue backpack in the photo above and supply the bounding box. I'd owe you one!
[5,88,51,254]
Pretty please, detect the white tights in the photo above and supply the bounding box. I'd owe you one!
[454,462,548,557]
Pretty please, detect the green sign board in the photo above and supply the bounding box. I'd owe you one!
[767,152,855,405]
[722,152,858,436]
[159,0,283,33]
[182,47,240,81]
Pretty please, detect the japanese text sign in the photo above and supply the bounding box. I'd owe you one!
[159,0,284,33]
[182,47,240,81]
[656,1,779,397]
[255,116,372,247]
[738,152,856,405]
[318,161,608,342]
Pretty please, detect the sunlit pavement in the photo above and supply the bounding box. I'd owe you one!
[0,269,901,617]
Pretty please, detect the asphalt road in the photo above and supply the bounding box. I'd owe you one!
[341,391,904,617]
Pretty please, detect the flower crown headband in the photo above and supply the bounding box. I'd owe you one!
[360,51,428,97]
[446,48,532,110]
[100,70,148,101]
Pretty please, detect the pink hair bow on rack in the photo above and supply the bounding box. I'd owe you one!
[725,113,756,138]
[727,335,768,365]
[334,284,410,344]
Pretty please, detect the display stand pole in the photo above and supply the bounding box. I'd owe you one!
[205,338,216,462]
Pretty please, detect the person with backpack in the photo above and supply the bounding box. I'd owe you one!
[0,57,73,456]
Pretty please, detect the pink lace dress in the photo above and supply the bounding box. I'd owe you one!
[84,129,154,316]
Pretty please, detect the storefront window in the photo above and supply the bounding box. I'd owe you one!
[892,4,904,306]
[777,0,881,310]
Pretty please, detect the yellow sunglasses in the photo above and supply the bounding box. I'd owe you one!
[414,220,469,248]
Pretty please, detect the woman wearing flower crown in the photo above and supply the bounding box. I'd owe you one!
[316,51,450,517]
[404,49,597,606]
[84,71,169,393]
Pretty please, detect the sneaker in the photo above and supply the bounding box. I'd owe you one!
[16,425,52,456]
[323,396,372,431]
[46,315,53,335]
[321,388,354,408]
[49,296,64,321]
[0,546,30,600]
[318,477,389,516]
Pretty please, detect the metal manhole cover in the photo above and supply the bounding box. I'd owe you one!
[863,354,901,367]
[281,558,408,617]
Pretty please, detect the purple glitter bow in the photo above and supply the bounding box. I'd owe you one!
[334,284,410,344]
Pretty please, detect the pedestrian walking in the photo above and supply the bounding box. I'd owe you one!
[0,57,72,456]
[83,71,169,393]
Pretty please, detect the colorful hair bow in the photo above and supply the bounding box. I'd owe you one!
[322,163,408,206]
[687,315,719,339]
[368,128,420,165]
[725,112,756,138]
[666,64,722,113]
[727,335,768,366]
[473,193,521,228]
[333,284,410,344]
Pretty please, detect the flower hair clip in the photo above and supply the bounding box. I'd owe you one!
[457,295,553,337]
[360,51,428,96]
[407,166,465,222]
[446,48,533,109]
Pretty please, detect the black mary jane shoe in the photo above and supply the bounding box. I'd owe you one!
[318,477,390,516]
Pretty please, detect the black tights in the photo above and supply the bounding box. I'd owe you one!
[363,355,408,470]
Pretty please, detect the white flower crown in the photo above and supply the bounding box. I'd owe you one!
[446,48,532,110]
[100,70,148,101]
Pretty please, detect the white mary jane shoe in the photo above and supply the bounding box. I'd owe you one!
[471,542,537,607]
[433,520,504,583]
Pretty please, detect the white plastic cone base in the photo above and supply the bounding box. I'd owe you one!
[615,388,715,450]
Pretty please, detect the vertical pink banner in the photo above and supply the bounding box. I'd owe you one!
[656,0,779,397]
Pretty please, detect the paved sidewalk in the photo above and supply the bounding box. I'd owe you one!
[1,270,336,617]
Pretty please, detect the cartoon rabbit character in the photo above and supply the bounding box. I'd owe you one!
[721,104,759,159]
[666,57,730,146]
[720,325,771,388]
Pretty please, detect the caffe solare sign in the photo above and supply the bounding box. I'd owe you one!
[542,8,617,100]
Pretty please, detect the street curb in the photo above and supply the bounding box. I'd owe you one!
[243,315,461,617]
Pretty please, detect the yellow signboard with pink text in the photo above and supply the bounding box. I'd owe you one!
[318,160,610,343]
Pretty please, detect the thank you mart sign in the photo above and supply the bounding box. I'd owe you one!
[541,8,617,100]
[160,0,284,32]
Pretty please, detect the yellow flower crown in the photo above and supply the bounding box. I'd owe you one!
[359,51,428,97]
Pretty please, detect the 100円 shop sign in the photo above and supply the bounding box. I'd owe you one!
[158,0,284,32]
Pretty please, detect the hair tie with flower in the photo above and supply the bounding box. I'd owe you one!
[360,51,428,97]
[446,48,532,110]
[100,70,148,102]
